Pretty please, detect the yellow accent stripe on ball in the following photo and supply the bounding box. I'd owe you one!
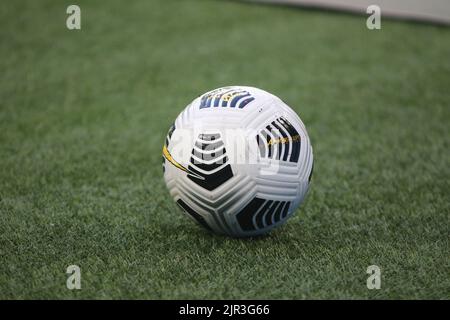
[162,144,205,181]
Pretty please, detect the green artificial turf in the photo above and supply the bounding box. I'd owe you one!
[0,0,449,299]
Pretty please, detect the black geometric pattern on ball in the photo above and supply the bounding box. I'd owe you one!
[256,117,301,163]
[187,133,233,191]
[236,197,291,232]
[177,199,212,231]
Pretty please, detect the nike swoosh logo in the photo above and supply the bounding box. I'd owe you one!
[162,144,205,180]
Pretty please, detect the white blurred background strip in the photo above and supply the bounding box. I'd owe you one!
[249,0,450,25]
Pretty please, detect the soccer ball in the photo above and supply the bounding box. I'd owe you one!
[162,86,313,237]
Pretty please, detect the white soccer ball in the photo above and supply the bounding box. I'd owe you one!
[162,86,313,237]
